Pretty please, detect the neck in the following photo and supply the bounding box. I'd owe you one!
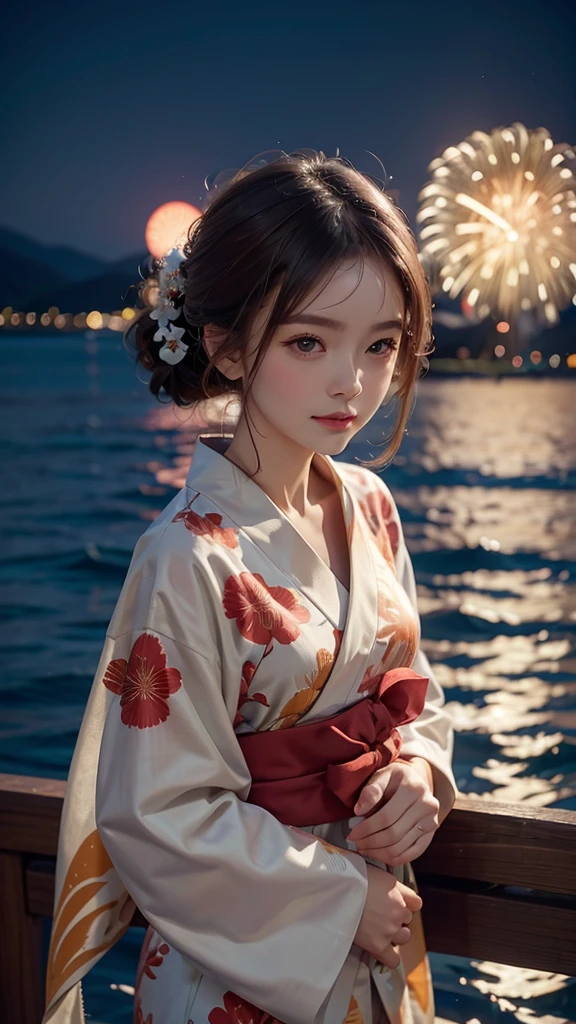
[224,410,328,515]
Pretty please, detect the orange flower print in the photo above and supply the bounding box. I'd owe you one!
[223,572,310,646]
[208,990,284,1024]
[271,628,343,729]
[359,487,399,563]
[344,995,363,1024]
[173,507,239,548]
[375,575,419,664]
[234,660,269,728]
[102,633,182,728]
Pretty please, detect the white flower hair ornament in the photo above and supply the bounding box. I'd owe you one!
[149,246,189,365]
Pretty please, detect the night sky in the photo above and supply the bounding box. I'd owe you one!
[1,0,575,260]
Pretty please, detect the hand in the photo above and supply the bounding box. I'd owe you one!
[347,757,439,866]
[353,864,423,969]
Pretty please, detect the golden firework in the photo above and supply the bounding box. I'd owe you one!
[417,122,576,325]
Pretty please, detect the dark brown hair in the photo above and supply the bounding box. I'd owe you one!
[126,149,434,469]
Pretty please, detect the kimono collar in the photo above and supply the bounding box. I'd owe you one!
[185,434,380,710]
[186,433,345,509]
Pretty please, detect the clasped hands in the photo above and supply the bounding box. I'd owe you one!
[347,755,440,866]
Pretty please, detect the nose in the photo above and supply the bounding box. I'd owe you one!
[328,358,362,400]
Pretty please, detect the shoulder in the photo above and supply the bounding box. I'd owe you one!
[108,485,243,643]
[132,484,242,571]
[335,460,402,562]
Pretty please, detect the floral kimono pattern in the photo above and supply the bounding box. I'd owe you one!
[43,434,457,1024]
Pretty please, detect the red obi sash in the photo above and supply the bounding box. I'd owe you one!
[237,668,429,826]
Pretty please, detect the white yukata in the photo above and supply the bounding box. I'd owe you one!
[43,433,457,1024]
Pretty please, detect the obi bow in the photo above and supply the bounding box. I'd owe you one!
[238,668,429,826]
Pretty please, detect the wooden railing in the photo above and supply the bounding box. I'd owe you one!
[1,772,575,1024]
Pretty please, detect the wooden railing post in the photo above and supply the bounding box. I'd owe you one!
[0,849,45,1024]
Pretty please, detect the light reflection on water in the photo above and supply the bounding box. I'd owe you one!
[1,339,575,1022]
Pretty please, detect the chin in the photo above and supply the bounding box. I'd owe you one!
[315,436,351,456]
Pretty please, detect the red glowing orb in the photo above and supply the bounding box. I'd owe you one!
[145,201,202,259]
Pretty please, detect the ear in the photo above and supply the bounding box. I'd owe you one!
[202,323,243,381]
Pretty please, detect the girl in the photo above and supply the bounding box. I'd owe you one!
[43,150,457,1024]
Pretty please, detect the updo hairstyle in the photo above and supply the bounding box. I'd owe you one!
[125,149,434,468]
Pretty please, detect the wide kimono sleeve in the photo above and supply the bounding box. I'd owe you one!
[393,516,458,820]
[94,538,368,1024]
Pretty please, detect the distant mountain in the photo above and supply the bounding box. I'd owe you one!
[0,245,70,308]
[26,252,148,313]
[0,226,108,282]
[0,223,150,312]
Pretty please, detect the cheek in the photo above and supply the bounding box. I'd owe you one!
[252,351,312,405]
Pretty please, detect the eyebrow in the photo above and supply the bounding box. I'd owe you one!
[281,313,403,331]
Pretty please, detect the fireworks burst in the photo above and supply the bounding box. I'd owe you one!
[417,122,576,325]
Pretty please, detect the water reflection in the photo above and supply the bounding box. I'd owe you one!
[398,378,575,480]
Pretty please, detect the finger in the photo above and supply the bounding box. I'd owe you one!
[380,832,437,868]
[349,786,423,842]
[351,800,436,846]
[390,925,411,946]
[373,784,424,831]
[378,945,401,970]
[358,815,438,857]
[400,886,423,912]
[353,768,393,816]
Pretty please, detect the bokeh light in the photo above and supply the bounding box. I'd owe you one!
[549,354,561,368]
[494,344,506,358]
[496,321,510,333]
[567,353,576,368]
[86,311,103,330]
[145,201,201,260]
[121,307,136,320]
[512,355,523,368]
[530,350,542,364]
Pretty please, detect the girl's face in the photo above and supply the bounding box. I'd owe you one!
[239,256,405,457]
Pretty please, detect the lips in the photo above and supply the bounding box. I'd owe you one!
[313,413,357,421]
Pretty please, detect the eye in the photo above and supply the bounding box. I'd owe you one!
[286,335,323,357]
[369,338,399,355]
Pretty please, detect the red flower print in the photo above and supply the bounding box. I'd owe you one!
[135,1009,153,1024]
[208,990,284,1024]
[358,662,385,695]
[359,488,399,561]
[173,507,239,548]
[143,940,170,979]
[134,927,170,1020]
[223,572,310,646]
[102,633,182,728]
[234,660,269,728]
